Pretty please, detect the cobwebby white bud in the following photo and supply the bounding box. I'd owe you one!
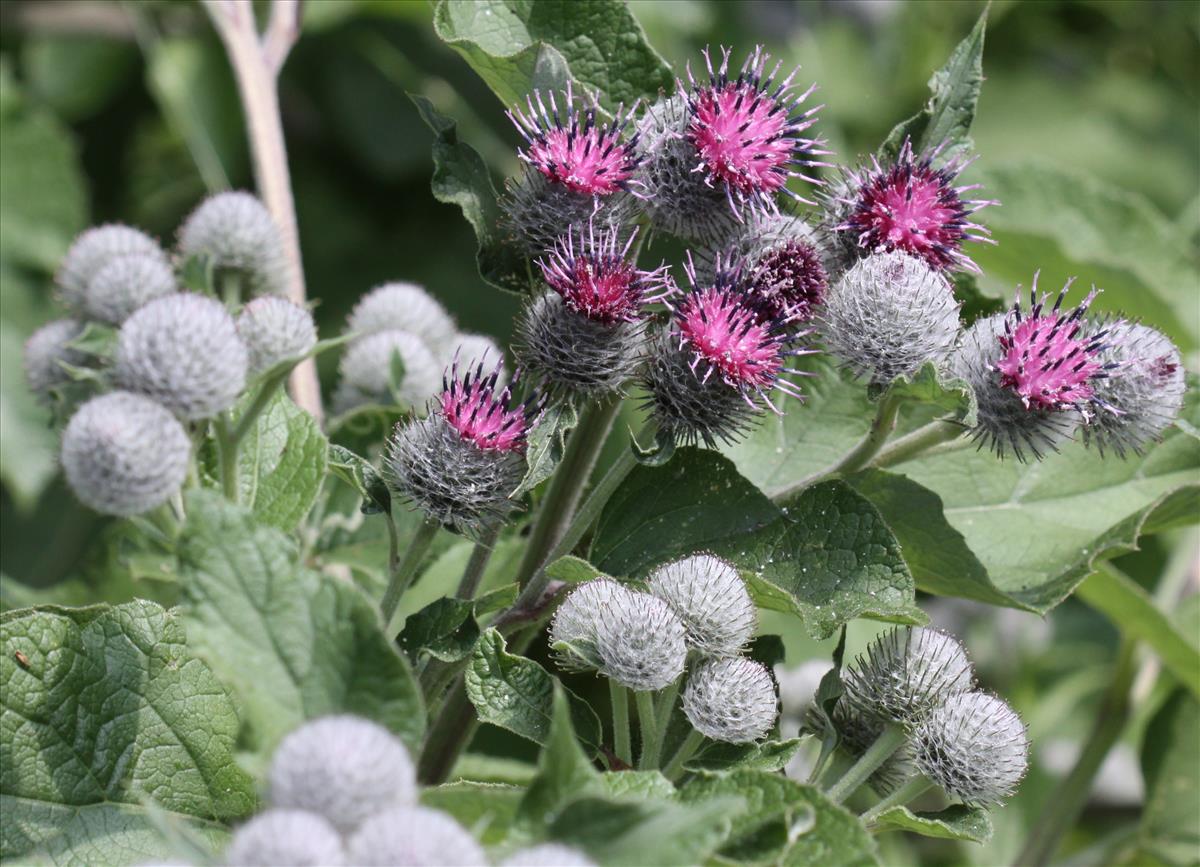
[237,296,317,377]
[24,319,86,402]
[346,806,486,867]
[596,591,687,691]
[335,329,441,412]
[647,553,756,657]
[347,282,456,352]
[57,224,167,312]
[224,809,345,867]
[500,844,596,866]
[115,293,248,419]
[683,657,779,743]
[550,578,637,671]
[178,191,287,296]
[268,715,417,835]
[61,391,190,517]
[84,253,176,325]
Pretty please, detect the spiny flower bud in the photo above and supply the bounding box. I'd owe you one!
[501,844,596,867]
[24,319,86,403]
[825,699,915,794]
[682,657,779,743]
[842,626,974,728]
[84,253,177,325]
[442,333,503,373]
[681,45,826,215]
[335,330,441,412]
[912,691,1029,807]
[550,578,636,671]
[61,391,190,517]
[347,806,486,867]
[647,553,756,657]
[115,293,247,420]
[57,224,168,312]
[830,139,994,274]
[178,191,287,296]
[385,362,536,535]
[596,590,688,691]
[237,296,317,377]
[347,282,457,351]
[268,715,417,835]
[539,225,671,325]
[224,809,345,867]
[818,251,959,384]
[1083,321,1185,457]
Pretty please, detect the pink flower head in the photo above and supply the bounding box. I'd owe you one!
[440,361,538,454]
[538,225,672,325]
[507,82,640,197]
[994,275,1106,412]
[682,45,827,213]
[837,139,995,273]
[747,239,827,323]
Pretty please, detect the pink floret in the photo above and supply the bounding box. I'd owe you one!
[678,286,784,390]
[690,83,793,195]
[440,363,532,453]
[538,226,672,325]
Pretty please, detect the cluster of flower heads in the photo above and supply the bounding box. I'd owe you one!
[26,192,319,517]
[208,715,594,866]
[552,553,779,748]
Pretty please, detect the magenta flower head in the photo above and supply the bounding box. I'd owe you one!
[831,139,994,276]
[384,360,540,535]
[682,45,826,215]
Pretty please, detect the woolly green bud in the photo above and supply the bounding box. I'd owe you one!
[24,319,86,403]
[61,391,190,516]
[550,578,636,671]
[501,844,596,866]
[115,294,248,419]
[596,591,687,691]
[84,253,176,325]
[347,282,456,351]
[335,330,441,412]
[224,809,345,866]
[237,297,317,377]
[57,224,167,313]
[647,553,756,657]
[347,806,486,867]
[682,657,778,743]
[178,191,287,296]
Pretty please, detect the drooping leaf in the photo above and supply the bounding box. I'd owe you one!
[399,596,481,664]
[328,443,392,514]
[544,556,606,585]
[233,391,328,530]
[514,402,578,496]
[687,739,807,775]
[869,804,993,843]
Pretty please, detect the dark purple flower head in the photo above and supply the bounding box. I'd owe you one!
[681,45,827,214]
[836,139,994,273]
[440,361,538,454]
[747,237,827,323]
[507,83,640,197]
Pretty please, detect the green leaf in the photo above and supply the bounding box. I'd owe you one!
[421,782,523,846]
[881,7,986,162]
[432,0,673,112]
[1138,689,1200,865]
[514,402,578,497]
[870,804,993,843]
[0,319,58,510]
[24,35,136,122]
[1,600,254,865]
[517,686,601,830]
[328,443,392,514]
[233,391,329,530]
[177,490,425,754]
[598,770,676,801]
[687,739,806,775]
[399,596,480,664]
[544,555,606,585]
[465,629,602,753]
[410,94,528,293]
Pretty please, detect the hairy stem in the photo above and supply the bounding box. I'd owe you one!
[662,728,705,782]
[826,723,907,803]
[418,678,477,784]
[636,691,660,770]
[610,681,632,767]
[870,418,966,470]
[380,518,439,627]
[456,528,499,600]
[861,774,936,824]
[214,415,239,503]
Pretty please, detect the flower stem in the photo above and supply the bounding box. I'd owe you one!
[662,728,706,781]
[860,774,936,824]
[648,676,682,769]
[636,690,660,769]
[380,518,439,627]
[610,681,632,766]
[214,414,240,503]
[456,527,499,600]
[825,722,907,803]
[870,418,965,470]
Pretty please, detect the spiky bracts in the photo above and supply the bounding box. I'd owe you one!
[595,590,688,691]
[440,360,533,454]
[647,553,756,657]
[682,657,779,743]
[539,225,671,325]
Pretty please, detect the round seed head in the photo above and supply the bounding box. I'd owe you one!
[913,691,1029,807]
[346,282,456,352]
[61,391,190,516]
[682,657,779,743]
[818,251,959,385]
[57,224,167,312]
[550,578,636,671]
[596,590,688,691]
[647,553,756,656]
[442,332,503,373]
[268,715,417,835]
[84,253,177,325]
[224,809,345,867]
[1083,320,1185,457]
[347,806,485,867]
[501,844,596,867]
[237,296,317,377]
[177,191,287,296]
[24,319,87,403]
[115,293,248,419]
[335,329,441,412]
[842,626,974,728]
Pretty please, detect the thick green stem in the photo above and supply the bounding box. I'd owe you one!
[456,528,499,600]
[1015,638,1138,867]
[861,775,936,824]
[231,371,288,442]
[662,728,705,781]
[218,270,243,307]
[648,676,682,768]
[380,518,439,627]
[870,418,965,470]
[636,690,660,769]
[610,681,632,766]
[826,723,907,803]
[417,679,477,784]
[215,415,240,502]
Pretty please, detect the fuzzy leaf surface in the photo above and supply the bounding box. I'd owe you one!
[420,782,523,846]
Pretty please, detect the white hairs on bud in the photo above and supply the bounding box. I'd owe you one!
[178,191,287,296]
[501,844,597,866]
[268,715,417,835]
[595,590,687,691]
[24,319,86,403]
[115,293,248,419]
[683,657,779,743]
[550,578,637,671]
[347,282,457,352]
[224,809,345,867]
[502,171,633,257]
[237,296,317,377]
[61,391,190,517]
[335,329,441,412]
[57,224,167,312]
[347,806,486,867]
[84,253,177,325]
[647,553,756,657]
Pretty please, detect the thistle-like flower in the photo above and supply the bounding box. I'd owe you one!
[680,45,826,216]
[334,330,442,412]
[56,224,168,313]
[268,715,416,835]
[818,250,959,384]
[61,391,190,517]
[237,297,318,377]
[23,319,86,404]
[830,140,994,274]
[647,553,756,657]
[912,691,1029,807]
[550,578,636,671]
[114,293,248,420]
[346,282,457,353]
[682,657,779,743]
[177,191,287,296]
[501,844,596,867]
[347,806,486,867]
[84,253,177,325]
[1083,321,1185,457]
[384,361,536,535]
[595,590,688,691]
[224,809,346,867]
